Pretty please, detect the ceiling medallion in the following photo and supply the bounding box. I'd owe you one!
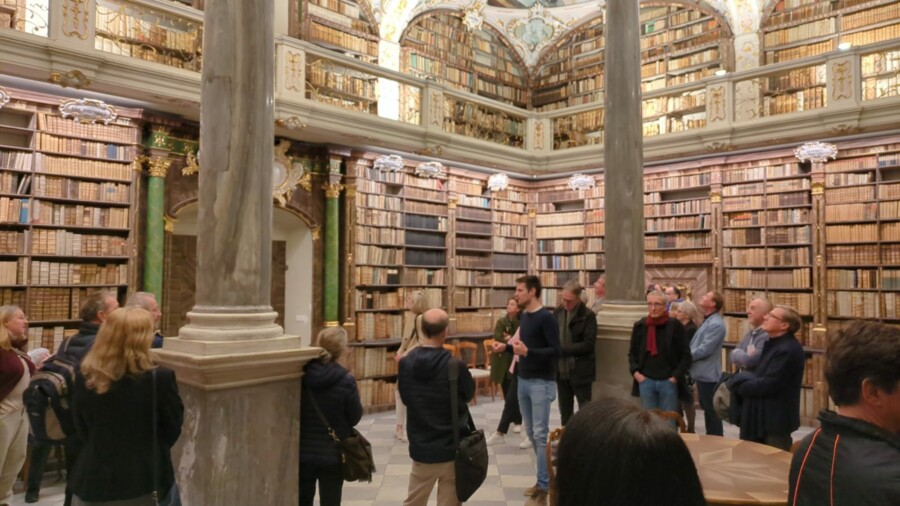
[59,98,117,125]
[374,154,405,172]
[0,87,10,109]
[794,141,838,163]
[506,4,568,66]
[415,161,445,179]
[567,173,595,191]
[488,173,509,191]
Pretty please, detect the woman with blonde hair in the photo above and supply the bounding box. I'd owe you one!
[393,290,427,442]
[0,305,33,505]
[71,306,183,506]
[670,300,704,433]
[300,326,362,506]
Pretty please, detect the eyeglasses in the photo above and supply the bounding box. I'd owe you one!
[767,312,785,322]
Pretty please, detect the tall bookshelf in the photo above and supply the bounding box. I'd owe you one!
[532,2,730,112]
[720,158,816,352]
[823,148,900,324]
[301,0,379,62]
[532,181,604,307]
[400,12,529,108]
[94,0,203,71]
[643,168,713,266]
[0,90,140,353]
[861,45,900,101]
[762,0,900,65]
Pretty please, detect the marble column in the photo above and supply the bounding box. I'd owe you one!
[323,177,342,326]
[155,1,316,504]
[595,0,647,400]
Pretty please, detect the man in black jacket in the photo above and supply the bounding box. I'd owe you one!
[57,291,118,506]
[731,305,805,451]
[399,308,474,506]
[789,320,900,506]
[554,280,597,426]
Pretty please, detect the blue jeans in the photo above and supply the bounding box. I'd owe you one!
[518,377,556,492]
[638,378,678,412]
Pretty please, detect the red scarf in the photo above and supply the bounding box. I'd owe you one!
[646,313,669,357]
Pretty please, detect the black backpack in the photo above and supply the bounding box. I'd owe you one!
[24,340,78,443]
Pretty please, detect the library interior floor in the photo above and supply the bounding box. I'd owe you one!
[10,396,815,506]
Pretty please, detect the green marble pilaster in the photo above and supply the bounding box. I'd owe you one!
[323,182,341,324]
[144,157,171,302]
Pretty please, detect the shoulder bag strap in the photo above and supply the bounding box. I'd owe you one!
[304,383,340,443]
[152,369,159,505]
[448,358,459,450]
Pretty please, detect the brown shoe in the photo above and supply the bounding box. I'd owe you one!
[526,489,548,506]
[523,485,540,497]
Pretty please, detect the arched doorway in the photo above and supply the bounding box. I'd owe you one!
[163,205,315,345]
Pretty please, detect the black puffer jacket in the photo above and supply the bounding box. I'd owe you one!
[59,321,101,363]
[300,359,363,466]
[789,410,900,506]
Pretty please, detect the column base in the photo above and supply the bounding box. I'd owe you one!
[155,343,321,505]
[170,310,286,355]
[594,302,647,401]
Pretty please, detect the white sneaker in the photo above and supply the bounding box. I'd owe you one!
[486,432,506,446]
[511,423,522,434]
[519,438,532,449]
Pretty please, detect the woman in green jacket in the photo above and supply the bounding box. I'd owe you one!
[486,298,524,446]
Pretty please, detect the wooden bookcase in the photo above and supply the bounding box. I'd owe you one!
[861,45,900,101]
[401,11,529,108]
[0,90,141,353]
[532,2,730,112]
[643,168,713,266]
[301,0,379,63]
[94,0,203,71]
[762,0,900,65]
[305,55,379,115]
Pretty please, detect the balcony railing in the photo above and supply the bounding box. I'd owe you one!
[2,0,900,160]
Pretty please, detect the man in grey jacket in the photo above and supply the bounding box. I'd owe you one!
[731,297,771,372]
[690,291,726,436]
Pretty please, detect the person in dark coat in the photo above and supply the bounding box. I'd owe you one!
[789,320,900,506]
[629,291,692,413]
[670,300,703,433]
[300,326,363,506]
[399,308,474,506]
[71,307,183,506]
[486,297,522,446]
[553,281,597,426]
[56,291,119,506]
[731,305,805,451]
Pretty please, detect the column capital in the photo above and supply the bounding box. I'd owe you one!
[323,182,344,199]
[148,156,173,178]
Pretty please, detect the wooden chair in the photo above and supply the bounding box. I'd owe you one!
[546,427,565,506]
[482,339,501,399]
[650,409,688,433]
[442,343,459,358]
[457,341,492,404]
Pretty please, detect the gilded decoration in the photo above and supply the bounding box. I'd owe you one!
[534,121,545,151]
[429,91,442,127]
[163,215,177,233]
[311,226,322,241]
[50,70,93,90]
[831,61,852,100]
[709,191,722,203]
[811,182,825,196]
[323,182,344,199]
[275,117,307,130]
[708,86,726,122]
[705,142,733,153]
[147,157,173,178]
[62,0,90,40]
[182,151,199,176]
[285,51,304,92]
[527,209,536,218]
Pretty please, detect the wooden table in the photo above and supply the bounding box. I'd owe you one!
[679,433,793,506]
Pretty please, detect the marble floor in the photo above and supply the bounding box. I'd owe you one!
[10,395,813,506]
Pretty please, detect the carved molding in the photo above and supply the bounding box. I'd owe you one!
[50,70,93,90]
[275,117,307,130]
[0,87,10,109]
[831,61,852,100]
[163,214,177,233]
[182,151,199,176]
[323,182,344,199]
[62,0,90,40]
[147,157,173,178]
[534,121,545,151]
[285,50,304,92]
[708,85,726,122]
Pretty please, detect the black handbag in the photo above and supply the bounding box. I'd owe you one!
[449,360,488,502]
[305,384,376,482]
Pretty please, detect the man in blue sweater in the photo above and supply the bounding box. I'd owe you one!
[493,275,561,506]
[690,291,726,436]
[399,308,474,506]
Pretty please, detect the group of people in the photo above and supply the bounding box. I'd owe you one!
[0,292,182,506]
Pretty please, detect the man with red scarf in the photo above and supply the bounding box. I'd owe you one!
[628,290,692,413]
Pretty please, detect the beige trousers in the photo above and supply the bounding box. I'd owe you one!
[403,460,461,506]
[395,390,406,427]
[0,408,28,504]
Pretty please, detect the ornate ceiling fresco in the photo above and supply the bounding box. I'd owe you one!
[375,0,766,69]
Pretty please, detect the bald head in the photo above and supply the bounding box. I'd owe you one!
[421,308,449,340]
